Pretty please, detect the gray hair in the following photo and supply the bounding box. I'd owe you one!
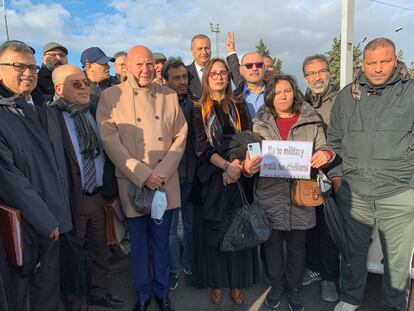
[363,37,395,58]
[161,57,186,80]
[0,40,34,60]
[113,51,127,60]
[302,54,330,75]
[190,34,210,49]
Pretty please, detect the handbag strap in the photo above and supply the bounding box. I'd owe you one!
[236,182,248,206]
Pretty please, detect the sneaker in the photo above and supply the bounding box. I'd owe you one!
[183,267,192,276]
[302,268,321,286]
[334,301,359,311]
[169,273,179,290]
[321,280,338,302]
[265,286,283,309]
[287,289,304,311]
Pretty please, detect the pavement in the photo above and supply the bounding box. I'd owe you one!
[81,256,385,311]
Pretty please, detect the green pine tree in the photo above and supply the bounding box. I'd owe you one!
[325,37,362,85]
[255,39,283,74]
[409,62,414,78]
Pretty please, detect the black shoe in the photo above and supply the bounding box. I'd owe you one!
[265,286,283,309]
[287,288,304,311]
[133,298,151,311]
[154,296,174,311]
[88,293,124,309]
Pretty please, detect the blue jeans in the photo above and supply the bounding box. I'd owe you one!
[127,210,173,301]
[169,178,193,274]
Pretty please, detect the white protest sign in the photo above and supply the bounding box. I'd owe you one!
[260,140,313,179]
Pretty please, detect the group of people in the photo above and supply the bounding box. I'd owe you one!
[0,31,412,311]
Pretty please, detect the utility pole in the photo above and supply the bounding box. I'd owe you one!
[2,0,9,40]
[209,23,220,57]
[340,0,354,88]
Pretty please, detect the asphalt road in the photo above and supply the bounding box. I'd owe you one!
[84,258,385,311]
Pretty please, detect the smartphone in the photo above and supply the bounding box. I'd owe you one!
[247,142,261,158]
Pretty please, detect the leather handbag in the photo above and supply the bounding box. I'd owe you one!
[220,182,272,252]
[127,183,155,214]
[291,179,324,207]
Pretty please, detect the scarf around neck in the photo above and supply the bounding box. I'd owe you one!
[53,96,100,159]
[201,97,241,146]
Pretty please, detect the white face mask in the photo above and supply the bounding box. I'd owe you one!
[151,189,167,222]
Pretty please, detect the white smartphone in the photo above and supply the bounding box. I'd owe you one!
[247,142,261,158]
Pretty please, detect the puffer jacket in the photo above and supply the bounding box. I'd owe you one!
[253,103,329,231]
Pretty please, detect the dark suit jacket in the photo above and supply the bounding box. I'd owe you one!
[52,108,116,218]
[186,61,202,101]
[227,53,244,89]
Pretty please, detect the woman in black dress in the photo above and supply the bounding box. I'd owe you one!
[192,58,258,305]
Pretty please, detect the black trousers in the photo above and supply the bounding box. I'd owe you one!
[11,237,60,311]
[264,229,307,290]
[305,206,339,281]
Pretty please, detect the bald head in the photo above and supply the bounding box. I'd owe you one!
[52,64,84,85]
[53,64,90,105]
[127,45,155,87]
[240,51,265,85]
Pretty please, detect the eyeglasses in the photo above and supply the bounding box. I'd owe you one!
[0,62,40,73]
[241,62,264,69]
[69,79,90,89]
[304,68,329,78]
[45,52,67,58]
[208,71,229,80]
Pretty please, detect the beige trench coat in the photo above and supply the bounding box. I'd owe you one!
[96,72,188,217]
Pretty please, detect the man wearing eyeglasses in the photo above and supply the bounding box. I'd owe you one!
[81,47,116,118]
[0,40,72,311]
[37,42,68,98]
[50,64,124,310]
[301,54,340,303]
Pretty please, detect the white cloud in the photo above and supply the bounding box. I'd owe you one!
[1,0,413,89]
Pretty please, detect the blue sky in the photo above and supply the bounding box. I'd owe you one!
[1,0,413,89]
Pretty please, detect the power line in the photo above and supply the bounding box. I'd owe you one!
[369,0,414,12]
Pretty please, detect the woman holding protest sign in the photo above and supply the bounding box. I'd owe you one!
[243,74,334,311]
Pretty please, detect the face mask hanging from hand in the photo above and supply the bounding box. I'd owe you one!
[151,189,167,223]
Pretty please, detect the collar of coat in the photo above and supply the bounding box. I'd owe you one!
[305,82,340,108]
[351,60,411,101]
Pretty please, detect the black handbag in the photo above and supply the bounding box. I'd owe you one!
[220,182,272,252]
[127,183,155,214]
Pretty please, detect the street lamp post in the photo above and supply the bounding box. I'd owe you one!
[2,0,9,40]
[340,0,355,88]
[210,23,220,58]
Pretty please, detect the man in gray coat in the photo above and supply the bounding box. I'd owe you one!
[328,37,414,311]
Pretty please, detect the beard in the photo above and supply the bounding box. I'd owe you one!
[45,59,63,71]
[309,79,329,94]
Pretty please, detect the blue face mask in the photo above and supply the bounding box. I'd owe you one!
[151,189,167,223]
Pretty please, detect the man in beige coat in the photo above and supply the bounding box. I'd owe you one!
[96,45,187,311]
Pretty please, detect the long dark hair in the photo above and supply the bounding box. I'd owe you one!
[264,74,305,117]
[198,58,240,111]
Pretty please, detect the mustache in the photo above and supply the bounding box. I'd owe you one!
[20,76,35,82]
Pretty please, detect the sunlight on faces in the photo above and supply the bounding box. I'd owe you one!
[85,62,110,83]
[42,48,68,71]
[0,50,37,95]
[361,46,397,86]
[127,47,155,87]
[114,55,127,78]
[304,58,330,94]
[191,38,211,67]
[273,79,294,116]
[154,60,165,81]
[166,66,188,96]
[54,66,90,105]
[240,52,265,84]
[208,61,229,93]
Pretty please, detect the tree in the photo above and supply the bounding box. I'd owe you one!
[409,62,414,78]
[255,38,283,74]
[325,37,362,85]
